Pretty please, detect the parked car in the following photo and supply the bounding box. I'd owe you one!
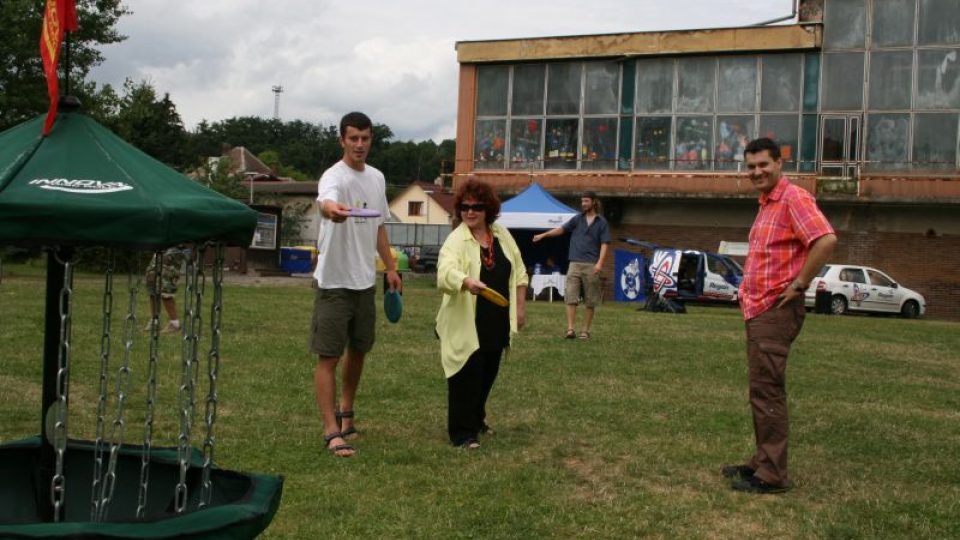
[412,245,440,273]
[804,264,926,318]
[621,237,743,305]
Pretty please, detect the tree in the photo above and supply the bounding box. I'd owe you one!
[0,0,128,131]
[108,79,189,168]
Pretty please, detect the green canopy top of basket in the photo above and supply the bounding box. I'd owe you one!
[0,112,256,250]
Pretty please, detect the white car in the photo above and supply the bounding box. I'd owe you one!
[804,264,926,318]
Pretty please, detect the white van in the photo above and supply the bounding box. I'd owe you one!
[622,238,743,305]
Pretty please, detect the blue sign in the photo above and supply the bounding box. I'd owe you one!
[614,249,646,302]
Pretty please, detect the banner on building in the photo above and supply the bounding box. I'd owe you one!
[614,249,646,302]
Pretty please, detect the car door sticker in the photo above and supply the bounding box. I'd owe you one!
[650,251,676,294]
[851,284,870,305]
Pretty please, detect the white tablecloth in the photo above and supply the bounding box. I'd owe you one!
[531,273,565,301]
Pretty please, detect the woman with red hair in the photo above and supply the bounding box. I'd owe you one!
[435,180,528,449]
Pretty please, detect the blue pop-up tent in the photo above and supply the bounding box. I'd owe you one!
[497,182,577,229]
[497,183,579,280]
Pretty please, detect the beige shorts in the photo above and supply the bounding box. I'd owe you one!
[309,287,376,358]
[565,262,601,307]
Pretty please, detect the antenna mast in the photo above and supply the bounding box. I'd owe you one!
[271,85,283,120]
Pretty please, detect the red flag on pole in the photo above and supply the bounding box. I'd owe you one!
[40,0,78,136]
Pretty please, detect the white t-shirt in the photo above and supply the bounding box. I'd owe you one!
[312,160,389,289]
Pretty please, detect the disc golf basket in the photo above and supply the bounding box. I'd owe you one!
[0,108,283,538]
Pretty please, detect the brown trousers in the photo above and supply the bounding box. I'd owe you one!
[744,299,805,487]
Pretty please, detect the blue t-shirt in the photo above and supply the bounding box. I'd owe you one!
[562,213,611,263]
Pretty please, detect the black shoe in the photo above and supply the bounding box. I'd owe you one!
[721,464,755,479]
[731,475,789,494]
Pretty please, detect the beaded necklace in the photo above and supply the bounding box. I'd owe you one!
[477,229,495,270]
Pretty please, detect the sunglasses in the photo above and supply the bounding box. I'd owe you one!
[459,203,486,212]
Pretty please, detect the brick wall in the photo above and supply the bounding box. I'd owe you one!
[604,224,960,320]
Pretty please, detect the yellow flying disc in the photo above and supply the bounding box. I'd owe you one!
[479,287,509,307]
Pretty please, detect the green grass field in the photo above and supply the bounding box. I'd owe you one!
[1,265,958,539]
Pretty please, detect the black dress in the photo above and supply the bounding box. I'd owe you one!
[475,238,511,351]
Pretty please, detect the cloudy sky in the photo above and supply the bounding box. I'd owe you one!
[90,0,794,142]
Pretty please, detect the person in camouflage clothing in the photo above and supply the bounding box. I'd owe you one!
[144,246,189,334]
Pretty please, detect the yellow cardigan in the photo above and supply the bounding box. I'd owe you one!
[435,222,529,378]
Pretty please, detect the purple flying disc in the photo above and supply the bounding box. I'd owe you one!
[346,208,381,218]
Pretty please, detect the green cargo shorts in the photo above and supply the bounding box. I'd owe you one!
[309,287,376,358]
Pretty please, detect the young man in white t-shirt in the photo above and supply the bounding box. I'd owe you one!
[310,111,402,457]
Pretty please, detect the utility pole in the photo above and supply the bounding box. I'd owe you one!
[271,85,283,120]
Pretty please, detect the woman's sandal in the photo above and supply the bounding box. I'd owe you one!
[578,331,590,340]
[459,438,481,450]
[336,409,358,438]
[565,329,576,339]
[323,431,355,457]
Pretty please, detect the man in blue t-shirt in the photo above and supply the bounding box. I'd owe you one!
[532,191,611,339]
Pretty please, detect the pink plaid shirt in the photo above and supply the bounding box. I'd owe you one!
[740,178,834,320]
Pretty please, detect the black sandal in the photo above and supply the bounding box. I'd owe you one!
[323,431,355,457]
[565,329,576,339]
[336,409,358,438]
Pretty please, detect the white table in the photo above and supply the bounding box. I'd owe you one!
[531,273,566,302]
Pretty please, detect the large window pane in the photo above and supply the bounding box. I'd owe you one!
[822,53,865,110]
[718,57,757,112]
[584,62,619,114]
[474,120,506,169]
[621,61,636,114]
[919,0,960,45]
[803,53,820,111]
[823,0,867,49]
[716,116,755,170]
[761,54,802,111]
[509,119,542,169]
[916,49,960,108]
[869,52,914,109]
[547,63,582,115]
[544,118,579,169]
[873,0,916,47]
[821,118,846,161]
[476,65,508,116]
[512,64,545,116]
[582,118,618,169]
[618,116,634,170]
[759,115,799,170]
[636,59,673,113]
[800,114,818,171]
[675,117,713,170]
[866,114,910,169]
[635,117,672,169]
[677,57,715,113]
[913,113,958,169]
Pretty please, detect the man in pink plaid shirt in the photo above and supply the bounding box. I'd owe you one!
[723,138,837,494]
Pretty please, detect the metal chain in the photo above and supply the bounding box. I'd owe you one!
[90,251,116,520]
[199,245,223,507]
[96,261,141,521]
[137,251,163,518]
[174,246,202,513]
[51,250,75,522]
